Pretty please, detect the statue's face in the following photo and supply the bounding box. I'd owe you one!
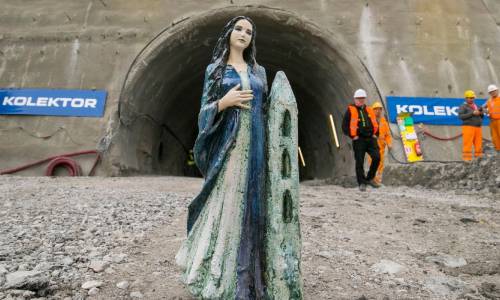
[230,19,253,51]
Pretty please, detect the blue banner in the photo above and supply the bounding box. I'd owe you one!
[386,96,490,126]
[0,88,107,117]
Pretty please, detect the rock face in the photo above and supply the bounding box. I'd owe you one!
[130,291,144,298]
[3,270,49,291]
[424,276,467,296]
[265,71,303,299]
[88,260,109,273]
[425,255,467,268]
[384,153,500,194]
[116,280,129,290]
[479,282,500,299]
[88,287,100,295]
[371,260,406,275]
[81,280,103,290]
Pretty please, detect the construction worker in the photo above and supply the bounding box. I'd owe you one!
[342,89,380,191]
[371,102,392,184]
[458,90,484,161]
[486,84,500,152]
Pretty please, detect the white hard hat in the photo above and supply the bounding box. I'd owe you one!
[487,84,498,93]
[354,89,367,98]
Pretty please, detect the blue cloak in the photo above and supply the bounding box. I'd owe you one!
[187,63,268,232]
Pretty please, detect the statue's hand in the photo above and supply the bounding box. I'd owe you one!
[218,84,253,111]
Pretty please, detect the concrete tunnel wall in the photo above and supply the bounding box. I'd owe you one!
[112,6,379,179]
[1,0,499,177]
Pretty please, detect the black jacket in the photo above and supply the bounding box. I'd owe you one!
[342,104,376,139]
[458,102,484,127]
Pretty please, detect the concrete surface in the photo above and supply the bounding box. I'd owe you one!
[1,1,499,177]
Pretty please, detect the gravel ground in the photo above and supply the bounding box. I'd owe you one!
[0,175,499,300]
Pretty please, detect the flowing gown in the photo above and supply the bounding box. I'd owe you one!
[176,63,268,299]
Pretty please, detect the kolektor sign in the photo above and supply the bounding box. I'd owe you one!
[0,88,107,117]
[386,96,490,126]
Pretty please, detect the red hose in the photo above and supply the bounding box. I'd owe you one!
[422,130,462,141]
[45,157,82,176]
[422,129,492,142]
[0,150,100,176]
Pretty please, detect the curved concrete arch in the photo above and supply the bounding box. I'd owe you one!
[108,5,381,179]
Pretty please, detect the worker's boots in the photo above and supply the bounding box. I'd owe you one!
[367,180,381,188]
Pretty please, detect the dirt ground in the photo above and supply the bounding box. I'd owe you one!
[0,176,499,300]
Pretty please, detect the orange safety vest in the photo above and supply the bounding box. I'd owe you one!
[377,116,392,147]
[487,96,500,120]
[348,105,379,137]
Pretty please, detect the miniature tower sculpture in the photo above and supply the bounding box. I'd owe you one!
[265,71,303,299]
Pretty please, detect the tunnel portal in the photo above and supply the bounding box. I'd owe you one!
[114,6,380,180]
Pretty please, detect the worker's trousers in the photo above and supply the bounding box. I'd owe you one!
[375,141,387,184]
[353,137,380,185]
[462,125,483,161]
[490,119,500,151]
[367,141,387,184]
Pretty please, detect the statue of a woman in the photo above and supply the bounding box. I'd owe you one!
[176,16,269,299]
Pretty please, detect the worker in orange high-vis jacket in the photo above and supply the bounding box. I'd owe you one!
[371,102,392,184]
[342,89,380,191]
[458,90,484,161]
[486,84,500,152]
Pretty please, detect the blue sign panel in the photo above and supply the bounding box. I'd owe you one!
[0,88,107,117]
[386,96,490,126]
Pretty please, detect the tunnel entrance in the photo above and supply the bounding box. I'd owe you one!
[112,6,380,180]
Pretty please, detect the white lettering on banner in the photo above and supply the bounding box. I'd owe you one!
[72,98,84,108]
[395,104,459,116]
[423,106,434,115]
[434,106,445,116]
[37,97,48,106]
[61,98,72,107]
[446,106,459,116]
[85,99,97,108]
[2,96,99,109]
[3,97,14,105]
[27,97,36,106]
[47,97,59,107]
[409,105,423,114]
[396,105,408,113]
[14,97,27,106]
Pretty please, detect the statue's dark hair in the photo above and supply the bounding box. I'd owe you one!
[205,16,257,105]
